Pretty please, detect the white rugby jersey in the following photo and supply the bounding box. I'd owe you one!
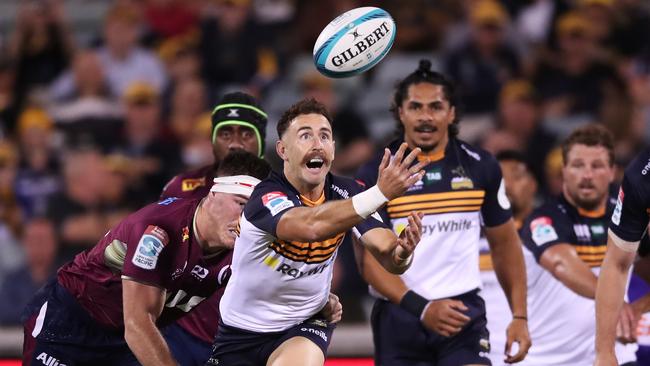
[219,171,385,332]
[357,139,512,300]
[520,195,637,365]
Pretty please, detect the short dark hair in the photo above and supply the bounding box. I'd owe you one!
[276,98,332,139]
[391,59,460,137]
[495,150,533,173]
[561,124,615,166]
[217,150,271,181]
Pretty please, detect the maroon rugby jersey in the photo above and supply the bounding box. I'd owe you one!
[57,197,232,329]
[160,164,216,200]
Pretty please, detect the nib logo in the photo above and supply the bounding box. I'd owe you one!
[36,352,67,366]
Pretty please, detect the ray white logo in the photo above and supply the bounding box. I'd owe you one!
[277,262,330,279]
[36,352,67,366]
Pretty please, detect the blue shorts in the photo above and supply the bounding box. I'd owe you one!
[162,322,212,366]
[371,289,491,366]
[22,280,139,366]
[207,317,336,366]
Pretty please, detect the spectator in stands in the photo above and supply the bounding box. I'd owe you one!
[0,140,22,237]
[532,11,623,121]
[481,79,556,192]
[169,77,208,144]
[14,108,61,219]
[199,0,279,95]
[0,218,58,325]
[97,5,167,97]
[45,148,109,261]
[158,38,203,115]
[10,0,74,112]
[48,49,122,149]
[143,0,198,43]
[0,59,18,135]
[111,82,182,205]
[444,0,521,115]
[180,112,214,170]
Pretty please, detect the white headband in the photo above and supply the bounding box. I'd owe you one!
[210,175,260,198]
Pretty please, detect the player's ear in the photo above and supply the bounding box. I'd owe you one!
[448,106,455,126]
[276,139,287,161]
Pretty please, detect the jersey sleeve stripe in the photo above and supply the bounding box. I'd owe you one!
[388,206,482,219]
[387,198,485,212]
[573,245,607,254]
[388,190,485,205]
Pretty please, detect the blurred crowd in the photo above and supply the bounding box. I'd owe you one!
[0,0,649,326]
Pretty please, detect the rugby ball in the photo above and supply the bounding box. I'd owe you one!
[313,7,396,78]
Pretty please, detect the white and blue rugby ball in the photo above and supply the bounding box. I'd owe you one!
[313,7,396,78]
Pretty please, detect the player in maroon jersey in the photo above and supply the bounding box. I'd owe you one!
[21,152,270,366]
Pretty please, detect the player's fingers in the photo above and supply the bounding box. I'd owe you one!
[621,311,632,341]
[405,170,425,186]
[449,300,469,312]
[445,309,471,324]
[437,323,461,337]
[505,344,528,363]
[379,148,391,171]
[408,160,428,175]
[392,143,408,167]
[401,146,422,168]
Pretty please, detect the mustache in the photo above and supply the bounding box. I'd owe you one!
[578,181,595,189]
[303,151,328,164]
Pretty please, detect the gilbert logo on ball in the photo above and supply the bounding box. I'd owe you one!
[313,7,396,78]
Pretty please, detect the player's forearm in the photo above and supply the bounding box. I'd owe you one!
[278,201,365,242]
[124,317,177,366]
[361,248,409,303]
[490,239,527,317]
[595,243,636,354]
[632,293,650,314]
[552,261,598,299]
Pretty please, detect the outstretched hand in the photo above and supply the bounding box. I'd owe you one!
[377,143,426,200]
[395,212,424,260]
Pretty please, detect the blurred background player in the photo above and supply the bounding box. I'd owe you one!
[481,150,538,366]
[520,124,637,366]
[355,60,530,366]
[161,91,267,198]
[22,153,270,366]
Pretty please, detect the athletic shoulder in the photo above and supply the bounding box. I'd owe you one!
[160,165,216,199]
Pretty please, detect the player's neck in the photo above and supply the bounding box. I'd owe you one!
[283,168,325,201]
[193,199,211,252]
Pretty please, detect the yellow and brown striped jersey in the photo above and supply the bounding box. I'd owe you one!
[521,194,614,267]
[219,171,386,332]
[356,138,512,300]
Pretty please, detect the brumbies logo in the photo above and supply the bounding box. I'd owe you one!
[451,166,474,190]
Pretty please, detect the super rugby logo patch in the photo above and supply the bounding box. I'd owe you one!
[530,216,558,246]
[132,225,169,270]
[262,191,294,216]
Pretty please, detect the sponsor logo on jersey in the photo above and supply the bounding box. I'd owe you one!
[171,261,187,280]
[425,167,442,184]
[132,225,169,270]
[612,188,624,225]
[301,327,328,342]
[394,219,473,236]
[451,166,474,190]
[573,224,592,242]
[407,178,424,192]
[642,158,650,175]
[331,184,349,199]
[181,177,206,192]
[262,191,294,216]
[590,224,605,236]
[158,197,180,206]
[530,216,558,245]
[36,352,67,366]
[191,265,209,280]
[274,260,331,279]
